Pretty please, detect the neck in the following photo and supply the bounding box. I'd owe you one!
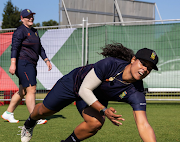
[122,64,136,83]
[23,24,31,28]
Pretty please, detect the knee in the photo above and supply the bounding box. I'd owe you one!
[36,104,46,116]
[88,118,104,132]
[26,85,36,95]
[37,103,54,117]
[33,103,45,116]
[27,88,36,95]
[38,110,45,116]
[19,89,26,98]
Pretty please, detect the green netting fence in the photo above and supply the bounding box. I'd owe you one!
[87,23,180,89]
[1,20,180,101]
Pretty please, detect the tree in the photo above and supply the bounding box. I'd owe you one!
[2,0,21,29]
[42,20,59,26]
[33,23,41,27]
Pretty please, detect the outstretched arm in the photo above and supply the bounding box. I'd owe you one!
[79,68,124,126]
[133,110,156,142]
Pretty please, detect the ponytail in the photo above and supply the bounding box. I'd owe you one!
[100,43,134,63]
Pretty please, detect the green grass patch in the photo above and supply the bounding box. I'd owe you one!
[0,102,180,142]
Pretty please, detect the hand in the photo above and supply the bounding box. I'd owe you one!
[46,61,52,71]
[9,64,16,75]
[104,107,125,126]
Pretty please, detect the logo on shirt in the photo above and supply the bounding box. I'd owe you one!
[119,91,127,99]
[28,33,30,36]
[35,32,38,36]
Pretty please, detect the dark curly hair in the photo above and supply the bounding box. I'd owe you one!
[100,43,134,63]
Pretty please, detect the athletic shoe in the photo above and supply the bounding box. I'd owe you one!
[37,119,47,125]
[20,125,35,142]
[1,111,19,123]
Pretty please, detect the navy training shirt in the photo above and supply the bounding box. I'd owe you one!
[73,57,146,111]
[11,24,47,65]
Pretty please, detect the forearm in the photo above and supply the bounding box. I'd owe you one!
[11,58,16,63]
[40,45,47,60]
[44,58,50,62]
[44,58,50,65]
[9,58,17,75]
[138,124,156,142]
[133,111,156,142]
[90,100,106,113]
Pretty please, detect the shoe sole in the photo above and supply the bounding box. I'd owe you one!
[37,120,47,125]
[1,115,19,123]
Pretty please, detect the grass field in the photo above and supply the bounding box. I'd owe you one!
[0,102,180,142]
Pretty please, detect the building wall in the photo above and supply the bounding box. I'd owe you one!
[60,0,155,25]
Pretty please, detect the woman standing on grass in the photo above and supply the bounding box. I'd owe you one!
[20,43,158,142]
[1,9,52,125]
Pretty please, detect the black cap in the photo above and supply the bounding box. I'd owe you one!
[20,9,36,18]
[135,48,158,71]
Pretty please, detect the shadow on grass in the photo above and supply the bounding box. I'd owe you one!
[16,115,66,122]
[46,114,66,120]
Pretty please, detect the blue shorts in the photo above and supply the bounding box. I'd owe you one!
[43,69,108,116]
[15,59,37,88]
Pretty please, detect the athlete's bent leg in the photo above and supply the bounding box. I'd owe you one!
[21,103,58,142]
[24,103,57,128]
[64,107,105,142]
[31,103,57,120]
[25,103,57,128]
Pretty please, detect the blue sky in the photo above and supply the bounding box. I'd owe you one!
[0,0,180,28]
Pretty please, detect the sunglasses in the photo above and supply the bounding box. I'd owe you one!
[24,15,34,19]
[139,59,153,71]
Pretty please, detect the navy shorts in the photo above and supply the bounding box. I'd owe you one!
[43,69,81,112]
[15,59,37,88]
[43,69,108,116]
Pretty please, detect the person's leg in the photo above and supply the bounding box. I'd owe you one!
[25,103,57,127]
[5,59,28,114]
[25,85,49,125]
[21,74,77,141]
[21,103,57,142]
[6,85,25,112]
[25,85,36,114]
[63,107,105,142]
[1,85,26,123]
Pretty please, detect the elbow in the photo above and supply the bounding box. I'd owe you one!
[78,86,84,98]
[78,86,98,106]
